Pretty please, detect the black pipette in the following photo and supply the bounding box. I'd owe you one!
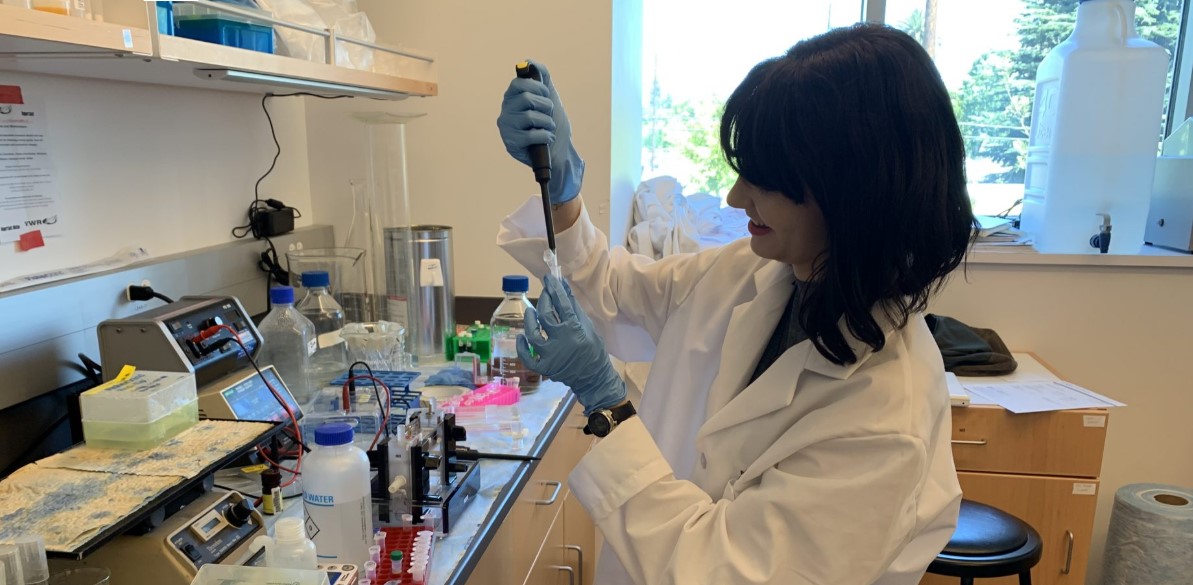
[515,61,562,277]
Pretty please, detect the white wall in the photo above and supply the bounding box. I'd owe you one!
[930,260,1193,584]
[0,72,313,285]
[305,0,623,298]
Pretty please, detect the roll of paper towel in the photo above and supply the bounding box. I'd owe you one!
[1102,483,1193,585]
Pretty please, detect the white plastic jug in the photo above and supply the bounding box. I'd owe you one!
[252,516,318,571]
[1020,0,1170,254]
[302,423,374,567]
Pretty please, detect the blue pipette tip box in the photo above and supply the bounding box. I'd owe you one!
[330,370,419,393]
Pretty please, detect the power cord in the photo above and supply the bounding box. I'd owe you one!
[126,284,175,304]
[77,353,102,384]
[232,92,353,310]
[207,325,304,487]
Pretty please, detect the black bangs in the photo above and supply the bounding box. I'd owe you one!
[719,57,809,202]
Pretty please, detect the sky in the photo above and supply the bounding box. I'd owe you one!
[642,0,1026,103]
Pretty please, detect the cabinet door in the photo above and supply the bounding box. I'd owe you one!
[563,491,596,585]
[920,472,1099,585]
[525,509,574,585]
[465,402,592,585]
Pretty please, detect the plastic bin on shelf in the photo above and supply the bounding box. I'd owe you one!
[80,370,199,450]
[173,2,274,54]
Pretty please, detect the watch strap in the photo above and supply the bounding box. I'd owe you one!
[583,401,636,436]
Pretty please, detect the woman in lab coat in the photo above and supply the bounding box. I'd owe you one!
[495,25,973,585]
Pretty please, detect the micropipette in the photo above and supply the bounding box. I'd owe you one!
[515,61,562,280]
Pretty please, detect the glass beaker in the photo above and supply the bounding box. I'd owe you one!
[286,247,370,324]
[341,321,409,371]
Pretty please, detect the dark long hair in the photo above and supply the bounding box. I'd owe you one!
[720,24,975,365]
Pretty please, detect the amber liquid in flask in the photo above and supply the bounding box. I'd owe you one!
[489,275,542,392]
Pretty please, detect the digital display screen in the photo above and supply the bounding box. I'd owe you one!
[202,517,221,533]
[221,367,302,422]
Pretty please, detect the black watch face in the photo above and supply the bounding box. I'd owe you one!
[588,413,614,436]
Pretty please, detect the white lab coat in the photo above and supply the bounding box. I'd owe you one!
[498,198,962,585]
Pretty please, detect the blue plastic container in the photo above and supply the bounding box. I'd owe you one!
[156,2,174,35]
[174,16,273,53]
[173,2,274,54]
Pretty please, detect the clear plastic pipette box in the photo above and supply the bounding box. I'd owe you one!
[81,370,199,449]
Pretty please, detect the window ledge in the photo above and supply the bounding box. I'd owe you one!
[967,245,1193,268]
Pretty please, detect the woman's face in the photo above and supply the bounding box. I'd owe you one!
[727,178,828,280]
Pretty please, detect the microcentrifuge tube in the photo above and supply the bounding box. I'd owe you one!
[365,560,378,580]
[369,545,381,563]
[374,531,386,550]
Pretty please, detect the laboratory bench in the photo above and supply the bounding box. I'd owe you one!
[235,380,592,585]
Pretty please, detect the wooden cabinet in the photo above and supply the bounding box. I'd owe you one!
[922,405,1109,585]
[467,403,596,585]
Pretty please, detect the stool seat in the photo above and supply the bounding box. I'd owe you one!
[944,500,1030,556]
[928,500,1043,583]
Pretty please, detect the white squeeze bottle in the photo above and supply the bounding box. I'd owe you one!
[1020,0,1170,253]
[303,422,374,567]
[253,516,318,570]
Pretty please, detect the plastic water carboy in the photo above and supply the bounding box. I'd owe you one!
[489,275,542,392]
[302,423,374,567]
[258,286,317,403]
[1020,0,1170,253]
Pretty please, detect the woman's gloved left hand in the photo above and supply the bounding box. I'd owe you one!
[517,275,626,416]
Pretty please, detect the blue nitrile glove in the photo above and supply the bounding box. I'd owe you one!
[517,274,626,415]
[425,367,474,388]
[497,60,586,204]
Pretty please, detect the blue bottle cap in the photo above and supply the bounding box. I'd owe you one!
[502,275,529,293]
[301,270,331,288]
[313,423,355,446]
[269,286,294,305]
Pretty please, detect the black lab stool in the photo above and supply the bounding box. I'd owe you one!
[927,500,1044,585]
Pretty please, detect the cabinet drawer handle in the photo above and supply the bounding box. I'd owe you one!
[1063,530,1074,574]
[951,439,988,446]
[551,565,576,585]
[565,545,584,585]
[533,480,563,505]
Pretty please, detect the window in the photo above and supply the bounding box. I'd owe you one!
[642,0,1191,216]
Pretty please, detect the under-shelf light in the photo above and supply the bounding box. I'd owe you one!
[194,68,410,100]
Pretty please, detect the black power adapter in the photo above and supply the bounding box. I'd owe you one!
[250,199,297,238]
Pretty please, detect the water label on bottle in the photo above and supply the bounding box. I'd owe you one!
[307,338,318,357]
[419,259,444,287]
[318,329,345,349]
[304,494,372,562]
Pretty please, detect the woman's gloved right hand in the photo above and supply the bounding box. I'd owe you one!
[496,59,585,205]
[517,275,626,416]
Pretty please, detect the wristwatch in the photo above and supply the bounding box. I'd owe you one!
[583,401,636,437]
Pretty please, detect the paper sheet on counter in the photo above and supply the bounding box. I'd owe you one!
[963,380,1126,414]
